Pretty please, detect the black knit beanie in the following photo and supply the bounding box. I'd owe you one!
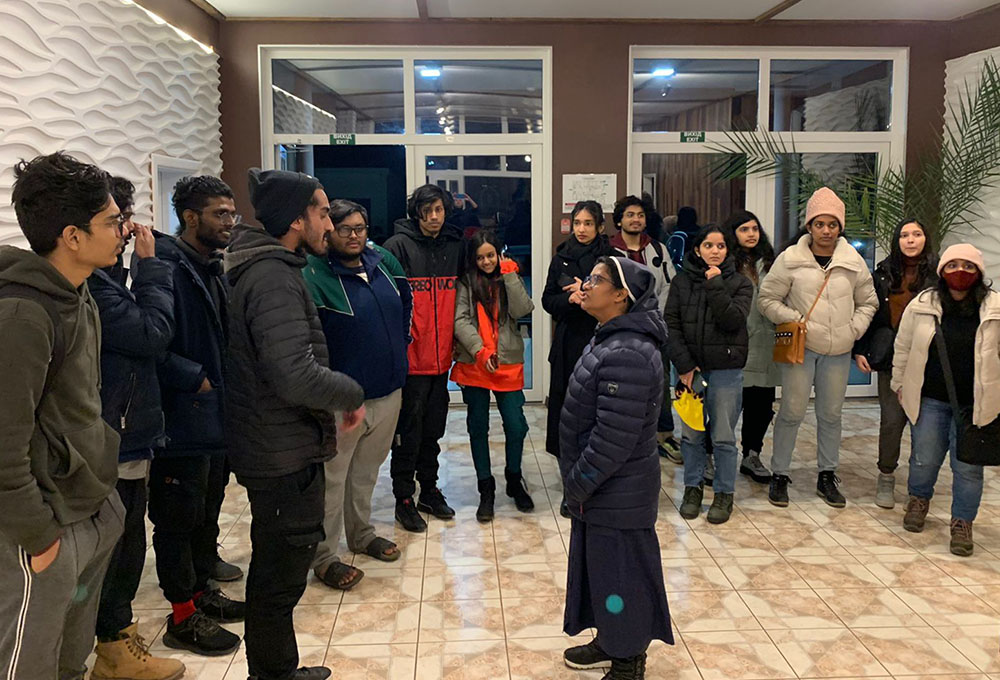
[247,167,321,237]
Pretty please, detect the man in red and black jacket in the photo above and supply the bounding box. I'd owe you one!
[384,185,464,532]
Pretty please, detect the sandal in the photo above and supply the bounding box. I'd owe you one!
[318,561,364,590]
[363,537,401,563]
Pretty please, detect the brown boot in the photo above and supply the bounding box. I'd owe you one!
[92,623,186,680]
[902,495,930,533]
[950,518,974,556]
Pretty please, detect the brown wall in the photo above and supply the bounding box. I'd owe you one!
[134,0,220,48]
[216,18,987,242]
[947,5,1000,60]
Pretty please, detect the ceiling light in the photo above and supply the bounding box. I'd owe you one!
[436,106,445,114]
[652,67,675,77]
[420,68,441,78]
[524,155,531,162]
[439,117,446,124]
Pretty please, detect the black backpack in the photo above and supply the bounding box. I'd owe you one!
[0,283,66,398]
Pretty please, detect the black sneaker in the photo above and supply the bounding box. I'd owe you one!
[395,497,427,533]
[210,557,243,582]
[678,485,704,520]
[563,639,611,670]
[251,667,331,680]
[163,610,240,657]
[417,487,456,519]
[196,587,245,623]
[603,653,646,679]
[769,474,791,507]
[817,471,846,508]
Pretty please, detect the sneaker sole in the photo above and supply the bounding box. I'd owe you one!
[202,613,245,624]
[768,496,789,508]
[211,570,243,582]
[678,509,700,520]
[394,513,427,533]
[162,632,240,657]
[740,467,772,484]
[950,544,974,557]
[416,503,456,520]
[874,498,896,510]
[902,520,925,533]
[564,658,612,670]
[706,513,732,524]
[816,490,846,508]
[93,670,185,680]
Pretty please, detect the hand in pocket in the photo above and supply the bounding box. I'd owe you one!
[30,538,61,574]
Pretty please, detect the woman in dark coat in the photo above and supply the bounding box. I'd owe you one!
[542,199,613,461]
[559,256,672,680]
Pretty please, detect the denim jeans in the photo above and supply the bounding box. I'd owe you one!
[657,347,676,433]
[907,397,984,522]
[771,350,851,476]
[681,369,743,493]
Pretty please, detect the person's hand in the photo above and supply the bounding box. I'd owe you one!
[569,289,585,305]
[499,258,519,275]
[341,405,366,432]
[897,388,903,406]
[854,354,872,373]
[486,354,499,373]
[133,223,156,259]
[705,266,722,280]
[680,369,695,390]
[562,277,582,293]
[197,377,213,394]
[30,538,60,574]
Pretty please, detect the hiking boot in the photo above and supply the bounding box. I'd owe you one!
[875,472,896,509]
[816,471,846,508]
[657,434,683,465]
[678,485,704,520]
[601,653,647,679]
[417,487,456,519]
[703,454,715,485]
[740,452,771,484]
[563,639,611,670]
[210,557,243,582]
[162,610,240,657]
[395,497,427,533]
[902,495,930,533]
[476,476,495,523]
[251,668,331,680]
[769,474,791,507]
[951,518,974,556]
[707,492,734,524]
[505,469,535,512]
[196,587,245,623]
[92,623,185,680]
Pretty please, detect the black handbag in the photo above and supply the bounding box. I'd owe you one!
[934,320,1000,466]
[866,326,896,372]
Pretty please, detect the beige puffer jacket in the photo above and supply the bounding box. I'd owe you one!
[758,235,877,356]
[891,289,1000,426]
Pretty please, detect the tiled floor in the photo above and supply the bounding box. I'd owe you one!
[113,401,1000,679]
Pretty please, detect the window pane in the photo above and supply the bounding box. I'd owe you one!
[415,60,543,135]
[770,60,892,132]
[632,59,758,132]
[272,59,404,134]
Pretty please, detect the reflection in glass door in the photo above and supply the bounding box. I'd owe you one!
[640,152,746,229]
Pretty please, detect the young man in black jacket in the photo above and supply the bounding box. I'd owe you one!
[225,169,365,680]
[89,177,184,679]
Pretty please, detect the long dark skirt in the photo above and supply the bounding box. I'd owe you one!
[563,519,673,658]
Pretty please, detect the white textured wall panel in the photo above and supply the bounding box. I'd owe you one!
[0,0,221,247]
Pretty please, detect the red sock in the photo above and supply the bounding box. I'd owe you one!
[172,600,196,625]
[193,590,204,602]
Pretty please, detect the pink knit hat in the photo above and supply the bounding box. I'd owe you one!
[937,243,986,276]
[804,187,846,230]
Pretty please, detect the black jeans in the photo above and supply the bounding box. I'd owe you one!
[95,476,148,640]
[877,371,908,473]
[148,451,224,603]
[240,464,325,680]
[390,373,450,499]
[740,386,776,455]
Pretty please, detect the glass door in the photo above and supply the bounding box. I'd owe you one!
[413,144,545,402]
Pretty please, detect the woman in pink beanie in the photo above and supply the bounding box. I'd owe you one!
[892,243,1000,556]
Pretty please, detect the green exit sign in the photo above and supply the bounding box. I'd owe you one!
[329,133,356,145]
[681,131,706,143]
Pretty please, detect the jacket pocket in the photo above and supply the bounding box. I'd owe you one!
[51,420,117,485]
[165,389,225,448]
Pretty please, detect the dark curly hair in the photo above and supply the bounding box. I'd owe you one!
[11,151,111,255]
[612,195,650,228]
[109,176,135,213]
[172,175,234,232]
[406,184,453,222]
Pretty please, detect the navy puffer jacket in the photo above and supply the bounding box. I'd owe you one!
[558,275,667,530]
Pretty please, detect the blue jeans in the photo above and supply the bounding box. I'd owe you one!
[907,397,984,522]
[681,369,743,493]
[658,355,677,433]
[771,350,851,476]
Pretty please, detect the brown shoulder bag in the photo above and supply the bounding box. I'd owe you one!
[773,272,831,364]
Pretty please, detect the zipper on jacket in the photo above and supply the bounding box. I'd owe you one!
[120,371,137,431]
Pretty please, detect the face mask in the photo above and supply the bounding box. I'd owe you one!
[943,269,980,292]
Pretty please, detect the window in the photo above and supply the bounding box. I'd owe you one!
[770,60,892,132]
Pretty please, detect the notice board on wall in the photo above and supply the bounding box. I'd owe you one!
[562,173,616,212]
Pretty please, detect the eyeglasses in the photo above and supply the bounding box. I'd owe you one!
[582,273,612,289]
[334,224,369,238]
[200,209,241,225]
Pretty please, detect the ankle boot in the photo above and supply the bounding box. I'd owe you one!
[92,623,186,680]
[601,652,646,679]
[505,469,535,512]
[476,476,496,523]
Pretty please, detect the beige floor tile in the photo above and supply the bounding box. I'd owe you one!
[340,568,424,604]
[891,585,1000,626]
[681,630,796,680]
[415,639,511,680]
[422,564,500,601]
[864,552,962,587]
[784,554,884,589]
[738,588,843,629]
[852,626,981,675]
[723,555,812,590]
[418,599,505,642]
[497,564,568,599]
[813,587,917,627]
[329,601,420,645]
[502,596,570,638]
[290,604,338,647]
[668,589,761,632]
[694,528,781,558]
[762,525,847,556]
[506,636,607,680]
[934,624,1000,673]
[321,644,417,680]
[224,646,326,680]
[926,552,1000,585]
[424,534,496,568]
[662,557,733,592]
[768,627,888,677]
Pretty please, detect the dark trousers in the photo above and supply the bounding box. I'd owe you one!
[148,451,225,603]
[241,464,325,680]
[461,387,529,480]
[390,373,450,499]
[877,371,908,473]
[95,477,148,639]
[740,386,776,455]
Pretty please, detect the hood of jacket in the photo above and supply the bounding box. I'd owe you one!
[324,244,385,277]
[594,284,668,348]
[0,245,83,307]
[783,233,867,272]
[391,217,463,243]
[223,224,307,285]
[681,250,738,282]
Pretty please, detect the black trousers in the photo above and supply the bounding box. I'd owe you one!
[148,450,225,603]
[241,464,325,680]
[95,476,148,639]
[876,371,908,473]
[740,386,776,455]
[390,373,450,499]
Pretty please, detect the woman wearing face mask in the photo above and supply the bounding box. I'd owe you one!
[721,210,778,485]
[666,225,753,524]
[759,187,878,509]
[854,219,938,509]
[892,244,1000,556]
[560,256,672,680]
[542,201,612,469]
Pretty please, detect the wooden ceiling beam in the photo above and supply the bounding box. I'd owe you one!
[754,0,804,23]
[416,0,429,20]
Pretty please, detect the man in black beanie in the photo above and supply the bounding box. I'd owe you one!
[224,168,365,680]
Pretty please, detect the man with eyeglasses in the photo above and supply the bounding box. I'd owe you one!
[149,175,244,657]
[302,199,412,590]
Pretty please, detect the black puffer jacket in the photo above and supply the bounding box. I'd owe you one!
[224,226,364,478]
[89,256,174,458]
[558,281,667,530]
[665,252,753,374]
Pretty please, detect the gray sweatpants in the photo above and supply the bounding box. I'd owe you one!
[0,494,124,680]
